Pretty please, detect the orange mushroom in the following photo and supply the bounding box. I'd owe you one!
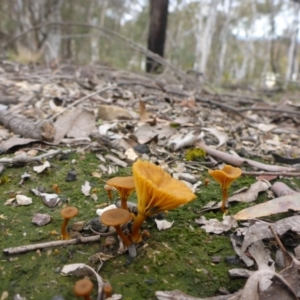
[60,206,78,240]
[73,278,93,300]
[208,165,242,213]
[131,159,196,243]
[101,208,132,247]
[106,176,135,210]
[104,184,116,203]
[103,282,113,298]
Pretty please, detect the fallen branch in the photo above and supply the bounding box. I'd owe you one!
[198,140,297,172]
[0,149,66,164]
[242,171,300,177]
[48,84,116,121]
[0,111,55,142]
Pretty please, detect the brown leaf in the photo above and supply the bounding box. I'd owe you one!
[234,194,300,220]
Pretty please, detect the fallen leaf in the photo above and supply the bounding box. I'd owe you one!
[155,289,242,300]
[33,161,50,173]
[234,194,300,220]
[53,106,82,144]
[139,100,150,121]
[61,263,104,298]
[202,127,228,148]
[16,195,32,205]
[257,123,277,132]
[228,180,271,203]
[66,108,96,139]
[169,130,204,151]
[155,219,174,231]
[31,188,60,207]
[96,204,117,216]
[240,216,300,256]
[97,104,133,120]
[0,137,38,153]
[195,215,238,234]
[134,123,158,144]
[91,171,102,178]
[124,148,139,161]
[81,181,91,196]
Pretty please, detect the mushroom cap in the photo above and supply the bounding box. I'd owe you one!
[101,208,132,226]
[61,206,78,219]
[208,165,242,189]
[132,159,196,216]
[73,278,93,297]
[106,176,135,200]
[106,176,135,190]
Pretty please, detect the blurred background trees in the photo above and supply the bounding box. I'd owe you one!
[1,0,299,87]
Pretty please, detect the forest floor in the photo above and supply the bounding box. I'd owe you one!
[0,61,300,300]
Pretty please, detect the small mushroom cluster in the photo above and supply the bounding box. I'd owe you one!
[101,159,196,247]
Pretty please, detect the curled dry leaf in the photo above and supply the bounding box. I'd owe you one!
[201,127,228,148]
[155,289,242,300]
[16,195,32,206]
[81,181,91,196]
[134,123,158,144]
[61,263,104,299]
[155,219,174,231]
[124,148,139,162]
[33,161,50,173]
[31,188,60,207]
[239,216,300,256]
[234,193,300,220]
[240,269,298,300]
[96,204,117,216]
[4,198,16,206]
[195,215,238,234]
[228,180,271,203]
[168,130,205,151]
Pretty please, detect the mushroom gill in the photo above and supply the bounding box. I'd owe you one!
[131,159,196,243]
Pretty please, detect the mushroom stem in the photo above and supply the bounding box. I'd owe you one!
[61,218,70,240]
[103,282,112,298]
[120,199,128,210]
[221,188,229,213]
[131,212,147,244]
[114,225,132,247]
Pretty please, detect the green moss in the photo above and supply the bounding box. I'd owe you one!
[0,151,297,299]
[185,148,206,161]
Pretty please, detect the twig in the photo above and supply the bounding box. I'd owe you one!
[238,106,300,117]
[242,171,300,177]
[0,149,64,164]
[3,235,105,255]
[48,84,116,121]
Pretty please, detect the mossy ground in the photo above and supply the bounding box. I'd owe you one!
[1,150,294,299]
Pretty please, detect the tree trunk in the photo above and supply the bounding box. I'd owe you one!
[285,2,300,84]
[146,0,169,73]
[194,0,218,75]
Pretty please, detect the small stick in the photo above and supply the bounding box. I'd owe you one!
[0,149,65,164]
[3,234,111,255]
[242,171,300,177]
[48,84,116,121]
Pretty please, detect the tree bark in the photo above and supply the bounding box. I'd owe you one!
[285,2,300,84]
[146,0,169,73]
[194,1,218,75]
